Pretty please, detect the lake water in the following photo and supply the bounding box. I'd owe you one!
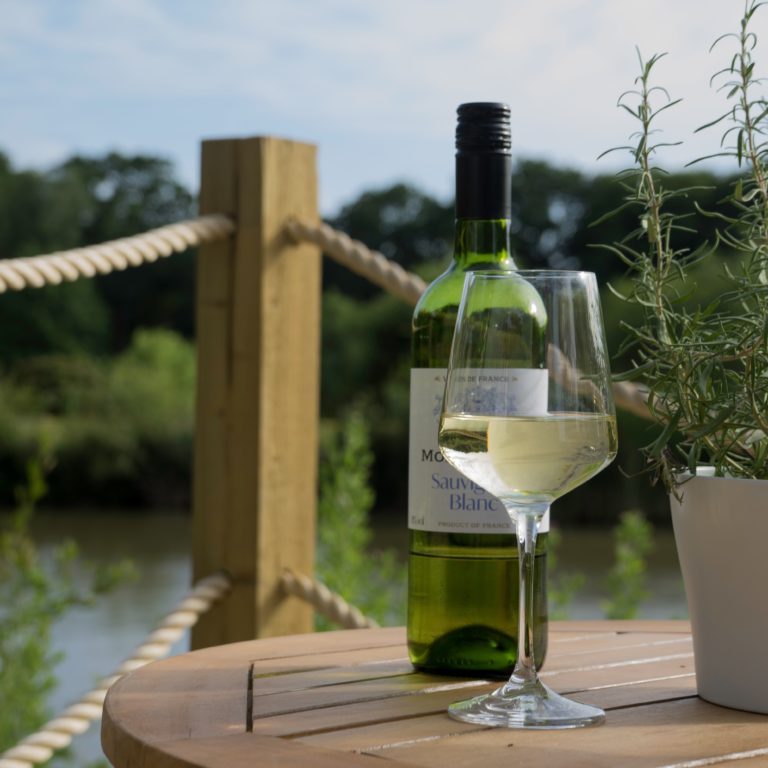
[29,512,687,765]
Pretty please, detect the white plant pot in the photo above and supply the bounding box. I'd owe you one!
[670,474,768,714]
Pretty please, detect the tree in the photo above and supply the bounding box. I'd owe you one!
[327,183,453,298]
[509,159,590,269]
[0,152,110,361]
[0,151,196,359]
[50,154,196,349]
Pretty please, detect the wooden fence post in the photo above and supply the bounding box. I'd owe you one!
[191,136,320,648]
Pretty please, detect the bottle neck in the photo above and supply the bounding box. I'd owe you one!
[453,218,516,269]
[455,151,511,219]
[453,150,514,270]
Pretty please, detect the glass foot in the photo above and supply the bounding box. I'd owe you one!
[448,678,605,729]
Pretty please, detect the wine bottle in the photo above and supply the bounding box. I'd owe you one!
[407,102,549,677]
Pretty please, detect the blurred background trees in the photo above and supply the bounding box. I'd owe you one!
[0,148,737,523]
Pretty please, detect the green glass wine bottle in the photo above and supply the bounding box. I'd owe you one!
[407,102,548,677]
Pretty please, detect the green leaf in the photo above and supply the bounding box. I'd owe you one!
[689,405,737,439]
[647,411,683,459]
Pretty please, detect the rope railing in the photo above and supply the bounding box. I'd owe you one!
[286,217,652,421]
[285,217,427,306]
[0,209,658,423]
[281,568,379,629]
[0,215,234,294]
[0,566,382,768]
[0,206,651,419]
[0,571,232,768]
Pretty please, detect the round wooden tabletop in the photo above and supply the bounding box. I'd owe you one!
[102,621,768,768]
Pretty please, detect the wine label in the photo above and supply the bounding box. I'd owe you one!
[444,367,549,416]
[408,367,550,533]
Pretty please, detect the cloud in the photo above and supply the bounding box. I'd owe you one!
[0,0,755,210]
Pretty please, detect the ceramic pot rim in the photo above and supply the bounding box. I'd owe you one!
[674,469,768,489]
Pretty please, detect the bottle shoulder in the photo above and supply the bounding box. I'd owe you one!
[413,256,519,319]
[413,267,465,318]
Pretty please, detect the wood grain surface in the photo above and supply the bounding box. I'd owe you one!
[102,622,768,768]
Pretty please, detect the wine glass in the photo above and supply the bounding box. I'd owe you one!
[438,270,617,729]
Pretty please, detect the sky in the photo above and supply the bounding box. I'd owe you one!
[0,0,761,215]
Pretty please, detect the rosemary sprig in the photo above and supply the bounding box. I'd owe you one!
[600,1,768,488]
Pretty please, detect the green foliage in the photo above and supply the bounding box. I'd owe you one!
[0,151,195,360]
[600,3,768,487]
[509,160,591,270]
[316,412,405,629]
[0,142,745,522]
[0,329,196,507]
[49,154,196,350]
[51,154,194,241]
[321,291,411,415]
[0,283,110,363]
[0,443,135,752]
[0,453,59,749]
[602,511,654,619]
[548,514,656,621]
[109,329,196,441]
[320,290,412,510]
[546,528,586,620]
[327,184,453,297]
[56,329,195,507]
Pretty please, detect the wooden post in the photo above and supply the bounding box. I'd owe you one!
[191,136,320,648]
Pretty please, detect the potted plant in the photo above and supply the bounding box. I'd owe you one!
[600,1,768,714]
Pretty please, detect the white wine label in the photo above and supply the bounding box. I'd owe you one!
[444,367,549,416]
[408,367,549,533]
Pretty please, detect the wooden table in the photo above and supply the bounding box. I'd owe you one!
[102,621,768,768]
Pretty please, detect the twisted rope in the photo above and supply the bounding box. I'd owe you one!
[281,568,378,629]
[0,571,232,768]
[0,215,234,294]
[612,380,652,421]
[287,217,652,420]
[0,209,651,418]
[286,218,427,306]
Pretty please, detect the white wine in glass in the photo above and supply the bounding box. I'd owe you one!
[439,270,617,729]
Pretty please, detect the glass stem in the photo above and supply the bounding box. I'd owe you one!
[509,506,547,687]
